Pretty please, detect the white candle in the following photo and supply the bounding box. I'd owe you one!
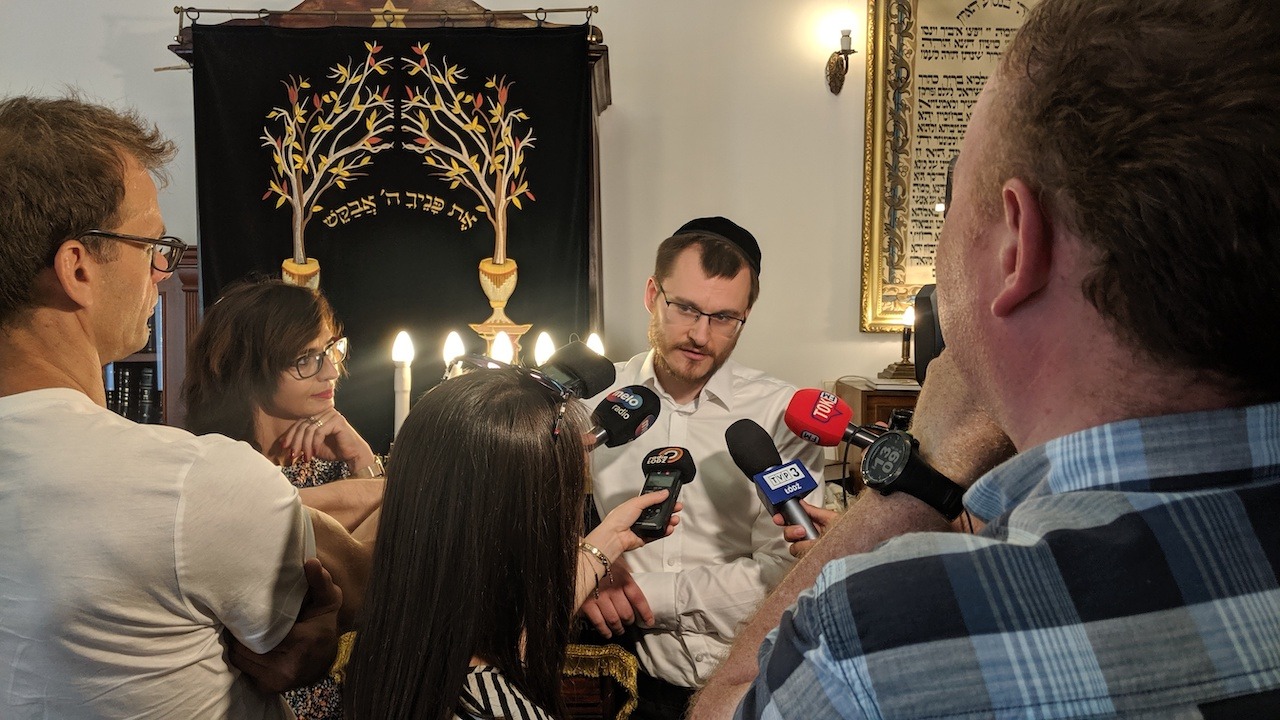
[392,331,415,438]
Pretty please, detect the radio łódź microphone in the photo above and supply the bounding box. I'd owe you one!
[630,447,696,537]
[725,419,821,541]
[784,388,881,449]
[587,385,661,450]
[537,341,616,397]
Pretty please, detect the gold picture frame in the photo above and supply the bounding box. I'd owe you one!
[858,0,1037,332]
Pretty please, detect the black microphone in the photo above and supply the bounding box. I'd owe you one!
[631,447,696,538]
[538,341,616,398]
[725,419,820,541]
[588,385,661,450]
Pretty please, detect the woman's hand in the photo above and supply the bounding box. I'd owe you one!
[574,492,681,614]
[276,408,378,474]
[585,490,682,566]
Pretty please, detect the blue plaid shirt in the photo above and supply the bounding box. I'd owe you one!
[738,402,1280,718]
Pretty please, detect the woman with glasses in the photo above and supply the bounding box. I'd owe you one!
[181,278,381,720]
[182,277,383,530]
[345,366,679,720]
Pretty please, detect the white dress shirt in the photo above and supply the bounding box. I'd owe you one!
[587,351,824,688]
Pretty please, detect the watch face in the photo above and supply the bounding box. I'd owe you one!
[861,431,913,488]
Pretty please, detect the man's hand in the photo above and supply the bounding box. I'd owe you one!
[773,501,841,558]
[579,558,651,638]
[228,558,342,693]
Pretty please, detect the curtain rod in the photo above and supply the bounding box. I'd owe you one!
[174,5,597,25]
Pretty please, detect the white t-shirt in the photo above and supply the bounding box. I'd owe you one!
[589,352,824,688]
[0,388,314,719]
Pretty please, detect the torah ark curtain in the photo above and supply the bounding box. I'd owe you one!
[192,23,592,450]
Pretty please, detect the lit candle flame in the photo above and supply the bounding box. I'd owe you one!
[533,332,555,366]
[392,331,416,364]
[491,331,515,364]
[585,332,605,356]
[442,331,464,365]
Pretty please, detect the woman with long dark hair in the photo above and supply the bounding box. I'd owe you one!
[345,366,677,719]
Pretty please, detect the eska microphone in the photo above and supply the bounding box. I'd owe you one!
[630,447,696,538]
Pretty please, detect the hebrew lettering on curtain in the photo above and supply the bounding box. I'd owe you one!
[192,23,592,450]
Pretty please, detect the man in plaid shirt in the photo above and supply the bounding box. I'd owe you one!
[693,0,1280,716]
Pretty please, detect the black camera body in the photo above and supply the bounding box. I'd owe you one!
[913,284,945,385]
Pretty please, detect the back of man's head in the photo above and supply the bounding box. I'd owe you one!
[0,94,175,328]
[992,0,1280,401]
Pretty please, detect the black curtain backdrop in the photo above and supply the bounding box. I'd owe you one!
[192,24,592,451]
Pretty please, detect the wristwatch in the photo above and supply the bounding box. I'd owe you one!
[860,430,965,520]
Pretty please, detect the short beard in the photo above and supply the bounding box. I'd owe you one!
[647,312,733,387]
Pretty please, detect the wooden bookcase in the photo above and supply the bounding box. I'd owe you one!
[105,247,201,427]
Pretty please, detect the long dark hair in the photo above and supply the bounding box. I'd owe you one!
[345,368,588,720]
[181,278,340,447]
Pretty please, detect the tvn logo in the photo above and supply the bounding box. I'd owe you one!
[761,463,805,491]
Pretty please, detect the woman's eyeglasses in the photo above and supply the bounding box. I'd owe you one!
[443,353,571,437]
[291,337,349,380]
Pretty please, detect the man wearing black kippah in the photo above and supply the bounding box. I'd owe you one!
[583,217,824,719]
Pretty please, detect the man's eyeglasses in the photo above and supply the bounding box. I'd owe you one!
[655,281,746,338]
[443,353,571,437]
[291,337,349,380]
[79,230,188,273]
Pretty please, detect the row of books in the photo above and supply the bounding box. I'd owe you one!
[106,362,162,424]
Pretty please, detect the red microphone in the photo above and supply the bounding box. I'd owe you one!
[784,388,882,449]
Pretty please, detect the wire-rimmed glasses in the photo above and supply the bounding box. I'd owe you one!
[655,281,746,338]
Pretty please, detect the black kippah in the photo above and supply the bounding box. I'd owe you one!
[672,216,762,277]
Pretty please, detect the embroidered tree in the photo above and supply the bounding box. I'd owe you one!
[261,41,396,270]
[400,42,536,265]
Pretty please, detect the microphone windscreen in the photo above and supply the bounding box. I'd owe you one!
[593,385,660,448]
[725,418,782,477]
[784,389,854,447]
[540,341,616,397]
[640,446,697,483]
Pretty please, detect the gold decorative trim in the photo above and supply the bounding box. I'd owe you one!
[563,643,638,720]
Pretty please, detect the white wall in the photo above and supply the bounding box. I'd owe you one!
[0,0,904,391]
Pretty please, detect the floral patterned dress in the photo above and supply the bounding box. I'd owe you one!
[281,458,348,720]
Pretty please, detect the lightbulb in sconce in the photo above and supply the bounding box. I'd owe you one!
[585,332,605,357]
[491,331,515,364]
[826,28,858,95]
[442,331,465,366]
[533,332,556,366]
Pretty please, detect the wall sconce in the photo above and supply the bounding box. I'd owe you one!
[826,29,857,95]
